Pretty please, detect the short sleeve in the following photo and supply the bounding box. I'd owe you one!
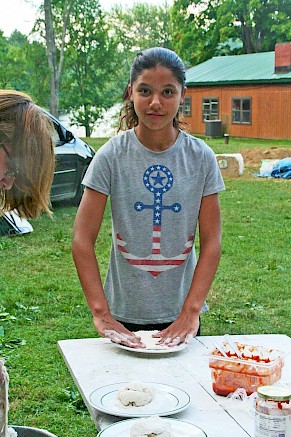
[82,142,113,196]
[202,145,225,196]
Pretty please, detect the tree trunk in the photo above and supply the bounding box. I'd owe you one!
[84,108,91,137]
[44,0,59,117]
[242,24,253,53]
[44,0,75,117]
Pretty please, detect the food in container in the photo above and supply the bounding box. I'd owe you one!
[254,385,291,437]
[207,342,284,396]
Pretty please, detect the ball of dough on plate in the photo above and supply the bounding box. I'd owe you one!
[130,416,173,436]
[117,382,155,407]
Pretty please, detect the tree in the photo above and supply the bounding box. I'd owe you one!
[171,0,221,67]
[216,0,291,53]
[104,2,173,107]
[61,0,119,136]
[0,30,50,105]
[170,0,291,67]
[26,40,51,108]
[109,2,173,53]
[270,0,291,42]
[0,31,12,88]
[0,31,31,89]
[43,0,74,116]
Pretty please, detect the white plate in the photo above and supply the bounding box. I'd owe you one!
[89,382,190,417]
[97,418,207,436]
[113,342,187,354]
[111,330,188,354]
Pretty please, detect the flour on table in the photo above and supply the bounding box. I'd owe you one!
[117,382,155,407]
[130,416,173,437]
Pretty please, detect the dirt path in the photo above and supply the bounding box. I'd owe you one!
[241,147,291,167]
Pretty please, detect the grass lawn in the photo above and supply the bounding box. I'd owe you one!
[85,135,291,154]
[0,135,290,436]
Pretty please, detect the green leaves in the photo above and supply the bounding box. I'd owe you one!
[171,0,221,66]
[216,0,290,53]
[0,324,26,356]
[60,0,119,135]
[62,385,87,413]
[1,0,289,130]
[263,260,285,271]
[0,303,42,356]
[171,0,290,66]
[0,312,17,322]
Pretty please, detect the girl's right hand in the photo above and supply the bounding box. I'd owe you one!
[93,312,146,349]
[104,329,146,348]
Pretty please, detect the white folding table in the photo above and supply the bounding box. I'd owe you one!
[58,334,291,436]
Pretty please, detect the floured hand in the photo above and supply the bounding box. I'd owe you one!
[105,329,146,348]
[152,333,192,348]
[152,313,199,347]
[92,310,146,348]
[131,331,187,350]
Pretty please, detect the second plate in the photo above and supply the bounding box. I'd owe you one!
[89,382,190,417]
[97,417,207,436]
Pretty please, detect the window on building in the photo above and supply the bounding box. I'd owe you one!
[180,96,191,116]
[202,98,219,121]
[232,98,251,124]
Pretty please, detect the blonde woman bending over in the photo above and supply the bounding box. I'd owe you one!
[0,90,55,219]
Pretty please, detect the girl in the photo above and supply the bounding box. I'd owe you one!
[0,90,55,219]
[72,47,225,348]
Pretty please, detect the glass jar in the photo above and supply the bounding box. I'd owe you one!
[255,385,291,437]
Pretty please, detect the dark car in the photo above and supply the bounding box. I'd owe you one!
[48,112,95,205]
[0,113,95,237]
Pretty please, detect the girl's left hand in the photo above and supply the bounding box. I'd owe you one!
[152,312,200,347]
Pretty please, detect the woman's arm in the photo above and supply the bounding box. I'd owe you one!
[155,193,222,345]
[72,187,144,347]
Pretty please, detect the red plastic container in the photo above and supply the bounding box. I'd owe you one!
[207,343,285,396]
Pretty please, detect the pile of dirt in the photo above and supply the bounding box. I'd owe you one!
[241,147,291,167]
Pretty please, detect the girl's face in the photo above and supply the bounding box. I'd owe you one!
[0,145,15,190]
[129,65,186,135]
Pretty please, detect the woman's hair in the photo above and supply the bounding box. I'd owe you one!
[0,90,56,219]
[118,47,188,132]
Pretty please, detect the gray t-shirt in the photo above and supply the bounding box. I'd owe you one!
[83,129,225,324]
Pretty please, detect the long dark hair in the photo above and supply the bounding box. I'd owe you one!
[118,47,188,132]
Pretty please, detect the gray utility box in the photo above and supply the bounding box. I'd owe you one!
[205,120,222,137]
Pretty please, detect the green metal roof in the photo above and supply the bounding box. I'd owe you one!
[186,51,291,86]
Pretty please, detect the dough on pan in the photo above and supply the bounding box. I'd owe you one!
[117,382,155,407]
[130,416,173,436]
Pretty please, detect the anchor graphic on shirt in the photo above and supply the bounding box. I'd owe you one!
[117,165,194,277]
